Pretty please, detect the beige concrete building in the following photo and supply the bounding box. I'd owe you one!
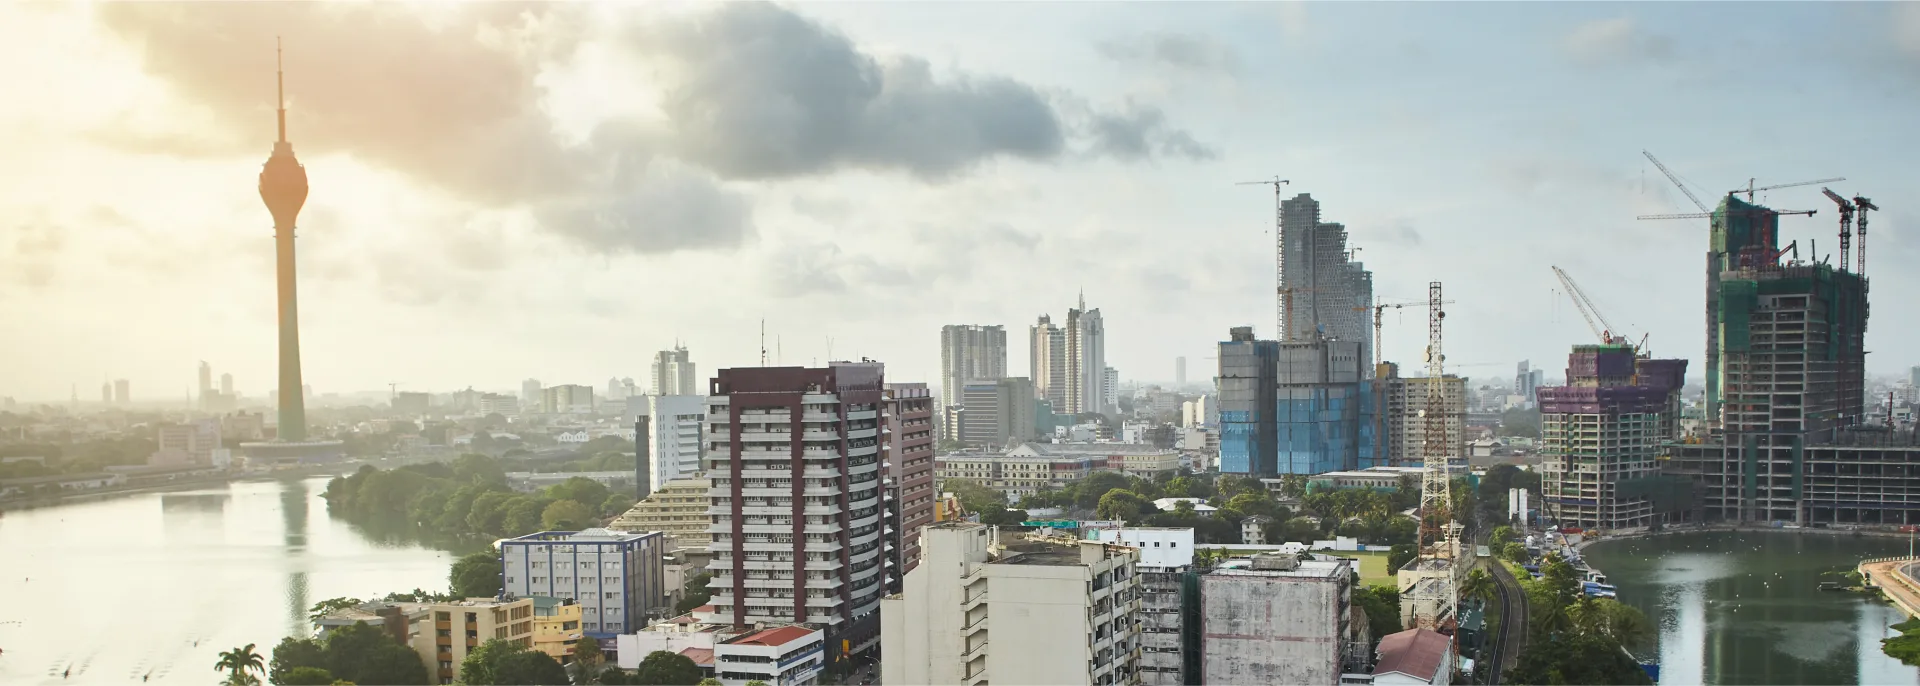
[1200,554,1359,686]
[407,597,535,685]
[530,597,584,665]
[611,477,713,549]
[936,443,1180,500]
[881,522,1142,686]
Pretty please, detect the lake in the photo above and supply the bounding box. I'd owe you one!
[1583,530,1920,685]
[0,476,468,685]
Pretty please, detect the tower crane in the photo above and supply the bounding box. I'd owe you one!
[1732,177,1845,203]
[1820,188,1855,273]
[1637,209,1817,221]
[1551,266,1639,351]
[1237,176,1292,340]
[1355,299,1454,368]
[1644,150,1709,213]
[1854,194,1878,276]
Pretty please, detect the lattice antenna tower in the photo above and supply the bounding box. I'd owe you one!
[1415,281,1457,627]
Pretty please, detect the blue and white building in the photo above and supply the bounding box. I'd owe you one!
[501,528,668,637]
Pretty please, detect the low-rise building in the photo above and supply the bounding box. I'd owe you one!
[610,477,712,550]
[314,600,416,644]
[501,529,668,637]
[1201,553,1358,686]
[530,597,585,665]
[881,523,1141,686]
[616,611,824,686]
[1372,627,1453,686]
[406,597,535,685]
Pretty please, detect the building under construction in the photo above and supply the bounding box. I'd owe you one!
[1662,194,1911,525]
[1279,193,1375,365]
[1377,363,1468,468]
[1538,345,1688,531]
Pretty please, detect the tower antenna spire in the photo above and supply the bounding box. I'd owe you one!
[276,36,287,143]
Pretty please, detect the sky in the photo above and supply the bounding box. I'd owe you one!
[3,1,1920,403]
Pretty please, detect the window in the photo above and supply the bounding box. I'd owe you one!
[533,576,546,584]
[604,592,616,599]
[506,576,515,583]
[440,661,452,669]
[585,623,598,630]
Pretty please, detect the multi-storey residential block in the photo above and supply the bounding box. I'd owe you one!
[501,529,668,637]
[529,596,585,665]
[612,477,714,550]
[1031,316,1069,411]
[1065,295,1108,416]
[1381,369,1468,468]
[653,346,698,396]
[1201,553,1356,685]
[882,382,937,593]
[940,325,1009,433]
[955,377,1038,448]
[541,385,595,414]
[881,523,1142,686]
[1092,528,1196,685]
[937,444,1180,501]
[704,363,889,655]
[633,394,706,493]
[406,597,535,685]
[1539,345,1687,531]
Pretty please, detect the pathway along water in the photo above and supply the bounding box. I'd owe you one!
[1583,530,1920,685]
[0,476,474,685]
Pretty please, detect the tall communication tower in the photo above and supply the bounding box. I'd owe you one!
[1410,281,1458,629]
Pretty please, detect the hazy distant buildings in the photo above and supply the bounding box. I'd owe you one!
[940,324,1009,440]
[220,373,233,397]
[522,378,542,408]
[100,383,111,405]
[477,393,518,416]
[607,377,637,402]
[955,377,1037,448]
[652,346,697,396]
[393,391,430,415]
[542,385,595,415]
[1514,361,1543,406]
[152,420,222,466]
[1175,356,1187,387]
[113,379,129,405]
[1030,316,1069,411]
[198,361,213,405]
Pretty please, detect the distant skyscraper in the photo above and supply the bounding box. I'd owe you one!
[1278,194,1374,374]
[1175,357,1187,387]
[1064,293,1107,415]
[940,324,1008,439]
[198,361,213,400]
[1030,316,1068,410]
[101,382,112,405]
[114,379,130,405]
[220,373,233,397]
[1102,367,1119,413]
[521,378,542,407]
[652,346,696,396]
[260,42,312,442]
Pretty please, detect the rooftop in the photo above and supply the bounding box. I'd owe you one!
[728,625,818,647]
[1213,557,1350,579]
[505,528,660,543]
[1374,628,1451,681]
[678,647,715,666]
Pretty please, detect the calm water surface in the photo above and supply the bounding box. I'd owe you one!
[1584,530,1920,685]
[0,477,466,685]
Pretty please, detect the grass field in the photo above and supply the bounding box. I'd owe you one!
[1345,550,1398,587]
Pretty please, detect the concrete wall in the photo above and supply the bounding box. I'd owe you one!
[1201,573,1343,685]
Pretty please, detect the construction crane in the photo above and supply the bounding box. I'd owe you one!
[1732,176,1845,203]
[388,382,404,402]
[1644,150,1710,213]
[1637,209,1817,221]
[1354,299,1454,368]
[1412,280,1458,632]
[1821,188,1856,273]
[1237,176,1291,340]
[1550,266,1636,349]
[1855,194,1878,275]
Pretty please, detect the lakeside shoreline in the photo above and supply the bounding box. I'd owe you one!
[1578,523,1917,554]
[0,465,354,510]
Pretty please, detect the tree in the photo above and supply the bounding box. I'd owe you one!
[467,491,519,535]
[1502,542,1528,563]
[1490,525,1516,547]
[1097,489,1152,523]
[1388,544,1418,574]
[547,477,613,512]
[1281,517,1321,544]
[269,637,328,685]
[697,680,724,686]
[494,649,569,685]
[1226,492,1281,520]
[1076,471,1133,509]
[1277,474,1308,499]
[602,493,638,517]
[216,644,266,686]
[677,572,714,614]
[1352,586,1404,645]
[454,453,508,486]
[631,650,703,686]
[306,597,362,624]
[744,681,769,686]
[278,667,336,685]
[322,622,427,686]
[504,496,549,535]
[460,639,518,686]
[1459,568,1493,605]
[1215,474,1264,500]
[1509,632,1652,685]
[569,636,607,685]
[1498,406,1541,438]
[451,549,503,598]
[598,669,633,685]
[543,499,596,530]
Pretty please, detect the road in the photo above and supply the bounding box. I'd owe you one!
[1485,550,1528,683]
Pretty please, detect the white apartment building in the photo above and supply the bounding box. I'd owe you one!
[501,529,668,636]
[881,523,1142,686]
[635,394,706,491]
[619,619,824,686]
[704,363,889,643]
[1091,528,1196,686]
[653,346,698,396]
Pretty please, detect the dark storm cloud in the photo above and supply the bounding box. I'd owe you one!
[1088,104,1218,162]
[1096,32,1242,74]
[635,2,1064,180]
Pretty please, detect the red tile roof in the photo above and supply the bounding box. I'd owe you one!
[731,625,817,647]
[1373,628,1450,683]
[678,647,714,666]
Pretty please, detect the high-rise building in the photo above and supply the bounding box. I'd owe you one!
[1382,371,1468,467]
[1911,366,1920,389]
[541,385,595,414]
[220,372,234,397]
[939,325,1008,424]
[393,391,431,415]
[198,361,213,404]
[704,363,888,652]
[1030,316,1068,411]
[1175,356,1187,387]
[501,528,667,636]
[953,377,1037,449]
[113,379,129,405]
[477,393,518,416]
[1219,327,1279,476]
[1064,295,1108,415]
[522,378,543,408]
[881,524,1142,686]
[652,346,697,396]
[1515,360,1537,404]
[1278,193,1374,373]
[1275,340,1374,475]
[635,394,705,491]
[100,382,112,405]
[881,381,937,594]
[1103,367,1119,413]
[1200,554,1359,685]
[1540,345,1687,530]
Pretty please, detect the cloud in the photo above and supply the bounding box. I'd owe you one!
[632,2,1063,181]
[1088,103,1218,162]
[1097,32,1241,74]
[1896,3,1920,56]
[1561,17,1675,67]
[0,219,64,289]
[94,2,746,256]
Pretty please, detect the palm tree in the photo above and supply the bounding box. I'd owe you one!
[1459,568,1494,606]
[215,644,265,686]
[1566,595,1603,636]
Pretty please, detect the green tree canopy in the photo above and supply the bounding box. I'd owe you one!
[277,667,336,686]
[632,651,703,686]
[547,477,613,510]
[542,499,596,531]
[1387,543,1418,574]
[493,648,568,685]
[1509,631,1652,685]
[1076,471,1133,509]
[677,572,714,614]
[269,636,328,685]
[1096,489,1152,523]
[320,622,426,686]
[215,643,265,686]
[942,478,1006,512]
[450,549,503,599]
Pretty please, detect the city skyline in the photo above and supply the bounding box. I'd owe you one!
[4,3,1920,403]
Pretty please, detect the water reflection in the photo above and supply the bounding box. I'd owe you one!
[0,477,458,685]
[1585,531,1920,685]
